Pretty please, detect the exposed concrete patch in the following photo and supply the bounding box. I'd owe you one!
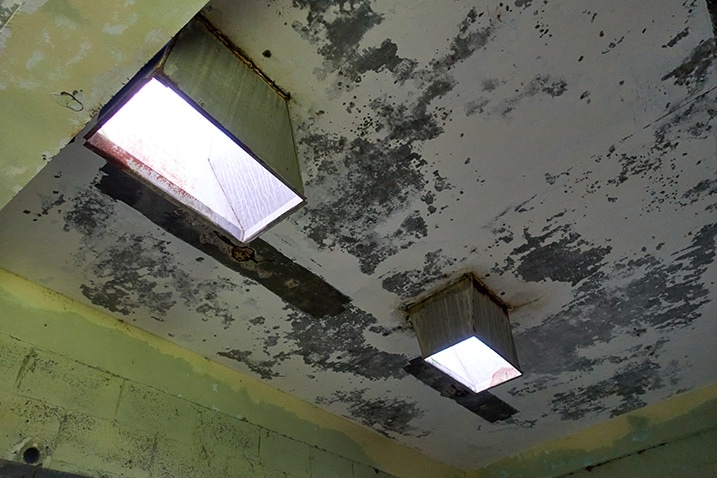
[318,389,424,437]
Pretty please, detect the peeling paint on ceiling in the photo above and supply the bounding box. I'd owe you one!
[1,0,716,471]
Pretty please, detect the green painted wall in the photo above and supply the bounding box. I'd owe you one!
[0,267,463,478]
[470,383,717,477]
[0,0,210,210]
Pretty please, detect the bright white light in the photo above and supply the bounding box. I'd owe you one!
[89,78,302,242]
[425,336,521,393]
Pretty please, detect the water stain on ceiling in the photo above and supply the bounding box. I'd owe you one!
[0,0,716,471]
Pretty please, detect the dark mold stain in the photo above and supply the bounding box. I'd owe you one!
[74,228,239,327]
[504,225,613,286]
[662,38,717,93]
[291,0,383,69]
[404,358,518,423]
[297,132,428,274]
[682,177,717,205]
[397,211,428,241]
[79,235,177,317]
[0,4,21,30]
[549,361,666,420]
[381,250,457,298]
[663,27,690,48]
[217,349,280,380]
[95,163,350,318]
[465,97,490,117]
[514,222,716,376]
[431,7,494,71]
[283,305,407,380]
[345,39,417,82]
[600,35,625,54]
[478,74,567,118]
[296,7,496,274]
[548,82,717,209]
[63,190,112,236]
[318,389,424,436]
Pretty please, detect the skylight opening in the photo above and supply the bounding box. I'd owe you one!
[425,336,522,394]
[86,78,302,243]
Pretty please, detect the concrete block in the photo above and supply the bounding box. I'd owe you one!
[53,412,154,478]
[151,436,227,478]
[0,335,31,391]
[15,351,121,420]
[0,392,63,463]
[115,382,198,441]
[259,430,311,478]
[194,408,260,462]
[310,448,354,478]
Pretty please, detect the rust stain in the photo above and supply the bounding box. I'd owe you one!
[195,15,291,101]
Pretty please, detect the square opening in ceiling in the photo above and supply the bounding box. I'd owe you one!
[425,336,521,394]
[408,274,522,394]
[85,17,305,244]
[86,78,302,243]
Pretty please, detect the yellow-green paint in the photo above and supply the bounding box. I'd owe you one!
[0,0,208,209]
[2,265,717,477]
[0,267,464,478]
[471,382,717,477]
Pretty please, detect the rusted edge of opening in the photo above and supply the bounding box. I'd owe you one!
[401,272,510,315]
[194,14,291,101]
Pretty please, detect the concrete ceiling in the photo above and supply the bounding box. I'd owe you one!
[1,0,717,471]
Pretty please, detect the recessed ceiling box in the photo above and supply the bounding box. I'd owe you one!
[85,17,304,243]
[408,274,522,394]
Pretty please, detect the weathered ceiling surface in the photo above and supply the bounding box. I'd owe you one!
[1,0,717,470]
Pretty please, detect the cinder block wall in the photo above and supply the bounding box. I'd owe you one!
[0,336,391,478]
[0,268,462,478]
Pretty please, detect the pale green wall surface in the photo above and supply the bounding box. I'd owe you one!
[565,427,717,478]
[0,0,209,210]
[471,383,717,478]
[0,267,463,478]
